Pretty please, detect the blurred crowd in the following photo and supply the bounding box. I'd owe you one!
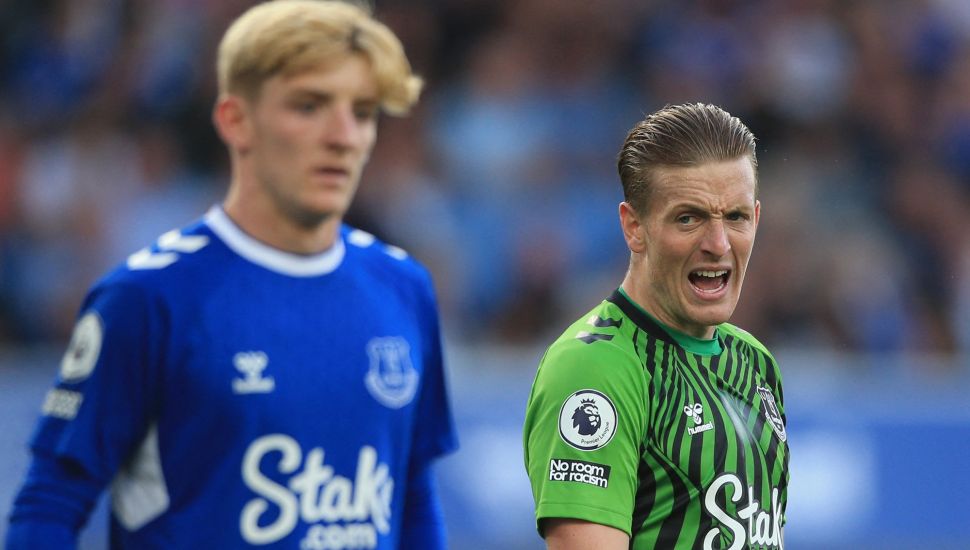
[1,0,969,361]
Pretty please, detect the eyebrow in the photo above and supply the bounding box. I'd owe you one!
[286,89,379,105]
[668,200,754,214]
[668,200,709,212]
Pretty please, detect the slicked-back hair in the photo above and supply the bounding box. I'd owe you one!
[617,103,758,214]
[217,0,421,116]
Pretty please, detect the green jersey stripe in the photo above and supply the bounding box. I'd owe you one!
[630,443,656,542]
[631,326,641,359]
[651,446,695,547]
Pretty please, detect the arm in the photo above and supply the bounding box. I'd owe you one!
[8,282,162,548]
[5,452,103,549]
[523,339,648,547]
[544,518,629,550]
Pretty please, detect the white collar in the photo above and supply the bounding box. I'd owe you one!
[204,206,345,277]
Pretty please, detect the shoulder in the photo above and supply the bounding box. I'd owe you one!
[525,302,651,453]
[90,218,219,302]
[342,226,434,288]
[719,323,776,361]
[537,302,644,385]
[719,322,784,385]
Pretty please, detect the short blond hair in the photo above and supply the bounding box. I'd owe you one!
[217,0,422,115]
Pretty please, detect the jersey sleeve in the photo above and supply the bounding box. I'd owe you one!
[28,279,165,488]
[8,279,166,545]
[522,337,649,537]
[407,273,458,469]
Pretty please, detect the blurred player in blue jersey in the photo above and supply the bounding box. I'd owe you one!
[5,1,457,548]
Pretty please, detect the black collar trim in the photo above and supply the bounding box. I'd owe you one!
[606,289,676,346]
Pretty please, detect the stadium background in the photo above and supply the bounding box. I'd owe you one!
[1,0,969,548]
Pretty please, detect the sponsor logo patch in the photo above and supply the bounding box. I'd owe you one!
[240,435,393,548]
[59,312,104,383]
[703,472,783,549]
[233,351,275,394]
[558,389,618,451]
[42,388,84,419]
[549,458,611,488]
[684,402,714,436]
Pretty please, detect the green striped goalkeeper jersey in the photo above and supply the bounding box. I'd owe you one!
[523,289,789,549]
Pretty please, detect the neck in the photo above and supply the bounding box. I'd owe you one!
[620,268,717,340]
[223,185,341,255]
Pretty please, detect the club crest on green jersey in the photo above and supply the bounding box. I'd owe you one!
[757,386,786,442]
[558,389,617,451]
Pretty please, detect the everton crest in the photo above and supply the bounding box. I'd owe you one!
[757,385,787,442]
[365,337,419,409]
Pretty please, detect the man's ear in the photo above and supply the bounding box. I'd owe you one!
[212,94,252,153]
[619,201,646,254]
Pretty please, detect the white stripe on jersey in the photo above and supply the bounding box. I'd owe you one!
[111,424,170,531]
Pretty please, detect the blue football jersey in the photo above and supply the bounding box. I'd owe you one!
[26,207,458,548]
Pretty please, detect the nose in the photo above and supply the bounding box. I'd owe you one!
[323,105,362,150]
[701,219,731,257]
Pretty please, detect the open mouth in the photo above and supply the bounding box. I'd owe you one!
[688,269,730,294]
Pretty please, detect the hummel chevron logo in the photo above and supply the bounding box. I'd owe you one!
[127,230,210,270]
[157,230,209,252]
[233,351,275,394]
[576,331,614,344]
[587,315,623,328]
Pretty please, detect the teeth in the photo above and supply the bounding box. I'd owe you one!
[694,270,727,278]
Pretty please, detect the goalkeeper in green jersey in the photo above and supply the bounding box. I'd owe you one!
[523,103,789,550]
